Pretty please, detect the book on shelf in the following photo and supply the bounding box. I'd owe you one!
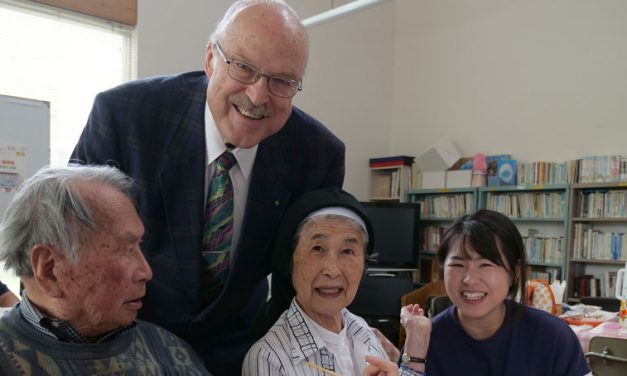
[531,271,550,283]
[529,267,560,284]
[577,155,624,183]
[419,258,440,283]
[390,170,399,197]
[589,277,600,297]
[485,154,511,186]
[573,274,594,298]
[421,226,447,251]
[567,159,580,183]
[573,271,618,298]
[486,191,565,219]
[605,271,618,297]
[497,159,517,186]
[621,158,627,181]
[504,154,627,185]
[369,155,415,168]
[572,221,627,262]
[517,160,569,185]
[523,231,563,265]
[548,267,561,283]
[372,174,392,197]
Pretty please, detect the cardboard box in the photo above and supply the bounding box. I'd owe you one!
[446,170,472,188]
[421,171,447,189]
[416,138,461,172]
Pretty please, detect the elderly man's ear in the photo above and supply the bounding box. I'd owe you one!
[30,244,64,298]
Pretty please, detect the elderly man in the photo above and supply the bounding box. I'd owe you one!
[0,165,209,375]
[71,0,344,373]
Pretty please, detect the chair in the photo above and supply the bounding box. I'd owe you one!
[427,295,453,318]
[526,279,558,315]
[585,336,627,376]
[398,279,447,347]
[580,296,621,312]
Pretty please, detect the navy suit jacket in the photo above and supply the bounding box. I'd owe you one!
[71,71,345,372]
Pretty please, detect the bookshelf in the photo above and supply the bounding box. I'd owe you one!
[566,182,627,300]
[478,184,570,284]
[405,188,478,285]
[369,164,412,202]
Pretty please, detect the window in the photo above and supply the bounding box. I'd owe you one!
[0,0,133,166]
[0,0,133,296]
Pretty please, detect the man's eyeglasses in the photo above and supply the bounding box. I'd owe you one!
[214,42,302,99]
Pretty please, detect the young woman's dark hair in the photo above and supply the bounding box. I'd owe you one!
[437,209,527,305]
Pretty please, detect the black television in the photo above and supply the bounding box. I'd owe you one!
[360,201,420,268]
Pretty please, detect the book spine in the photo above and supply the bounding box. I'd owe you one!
[369,156,415,164]
[370,161,411,168]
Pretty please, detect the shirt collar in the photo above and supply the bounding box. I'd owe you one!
[19,290,135,344]
[287,299,333,364]
[204,102,257,180]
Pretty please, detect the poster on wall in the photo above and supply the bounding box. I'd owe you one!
[0,142,27,193]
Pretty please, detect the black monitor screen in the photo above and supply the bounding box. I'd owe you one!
[361,202,419,268]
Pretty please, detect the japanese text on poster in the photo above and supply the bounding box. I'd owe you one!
[0,143,27,193]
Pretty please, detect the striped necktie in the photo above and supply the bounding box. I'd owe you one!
[202,151,237,302]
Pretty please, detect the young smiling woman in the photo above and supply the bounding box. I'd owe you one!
[399,210,591,376]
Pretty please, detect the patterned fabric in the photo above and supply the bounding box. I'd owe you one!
[242,299,387,375]
[0,308,210,375]
[202,151,237,301]
[526,279,557,314]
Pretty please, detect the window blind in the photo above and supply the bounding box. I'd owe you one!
[0,0,133,167]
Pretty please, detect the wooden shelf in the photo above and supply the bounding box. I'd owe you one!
[570,259,626,265]
[567,183,627,299]
[572,217,627,223]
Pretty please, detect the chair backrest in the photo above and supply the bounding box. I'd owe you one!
[526,279,557,315]
[427,295,453,318]
[585,336,627,376]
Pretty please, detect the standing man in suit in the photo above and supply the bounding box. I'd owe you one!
[71,0,345,374]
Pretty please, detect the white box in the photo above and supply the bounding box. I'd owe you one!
[416,138,461,172]
[446,170,472,188]
[422,171,447,189]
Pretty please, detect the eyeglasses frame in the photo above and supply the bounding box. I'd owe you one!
[213,42,303,99]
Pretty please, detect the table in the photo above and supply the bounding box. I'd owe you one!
[571,320,627,352]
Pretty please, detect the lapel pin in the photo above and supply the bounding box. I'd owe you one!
[274,200,281,206]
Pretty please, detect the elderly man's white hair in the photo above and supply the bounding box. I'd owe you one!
[0,165,134,278]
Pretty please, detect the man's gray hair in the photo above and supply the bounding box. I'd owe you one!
[209,0,304,44]
[0,165,134,278]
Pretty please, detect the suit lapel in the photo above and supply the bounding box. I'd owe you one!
[159,74,208,299]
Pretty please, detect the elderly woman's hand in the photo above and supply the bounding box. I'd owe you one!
[400,304,432,368]
[363,355,399,376]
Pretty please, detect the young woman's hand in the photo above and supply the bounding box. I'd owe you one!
[399,304,432,371]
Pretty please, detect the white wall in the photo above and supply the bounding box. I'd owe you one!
[135,0,627,200]
[136,0,231,77]
[294,1,396,199]
[390,0,627,164]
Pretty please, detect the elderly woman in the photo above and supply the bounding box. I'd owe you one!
[243,187,396,376]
